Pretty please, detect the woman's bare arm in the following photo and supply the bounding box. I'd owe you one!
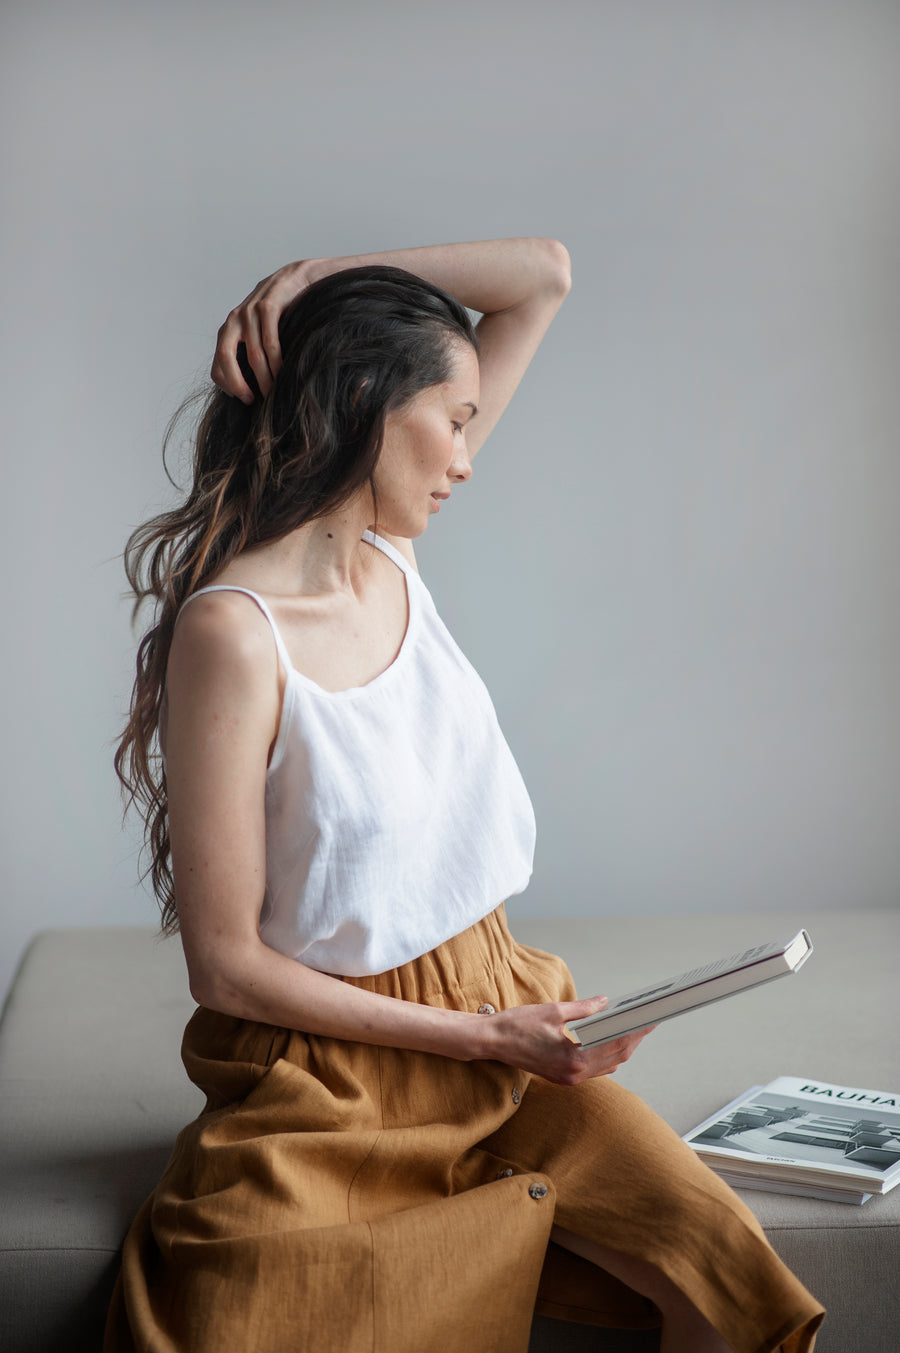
[165,591,649,1086]
[211,237,571,460]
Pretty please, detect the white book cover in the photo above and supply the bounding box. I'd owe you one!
[683,1076,900,1197]
[566,931,812,1047]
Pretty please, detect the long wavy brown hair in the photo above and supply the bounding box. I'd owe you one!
[116,266,478,933]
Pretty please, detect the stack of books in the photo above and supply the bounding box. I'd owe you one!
[683,1076,900,1205]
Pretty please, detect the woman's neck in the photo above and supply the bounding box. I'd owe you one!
[228,499,379,598]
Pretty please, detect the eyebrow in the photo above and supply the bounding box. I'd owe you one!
[462,401,478,418]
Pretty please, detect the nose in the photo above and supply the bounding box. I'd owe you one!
[449,451,473,484]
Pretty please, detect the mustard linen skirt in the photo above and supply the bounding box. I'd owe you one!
[105,906,824,1353]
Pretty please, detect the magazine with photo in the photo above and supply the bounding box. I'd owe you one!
[565,930,812,1048]
[683,1076,900,1204]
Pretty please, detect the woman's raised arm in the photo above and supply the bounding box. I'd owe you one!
[211,238,571,457]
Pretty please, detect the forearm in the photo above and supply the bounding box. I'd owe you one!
[212,236,571,403]
[307,238,571,316]
[191,937,496,1061]
[188,934,645,1083]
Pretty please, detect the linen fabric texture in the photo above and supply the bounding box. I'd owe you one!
[172,531,536,976]
[110,533,824,1350]
[104,907,824,1353]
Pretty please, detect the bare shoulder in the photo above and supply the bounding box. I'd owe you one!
[167,589,280,701]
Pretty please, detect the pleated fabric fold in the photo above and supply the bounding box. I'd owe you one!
[105,905,824,1353]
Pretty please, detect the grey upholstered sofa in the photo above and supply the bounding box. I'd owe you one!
[1,910,898,1352]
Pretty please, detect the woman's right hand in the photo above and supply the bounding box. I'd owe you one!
[483,997,655,1085]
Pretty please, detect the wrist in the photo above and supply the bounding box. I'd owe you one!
[421,1006,501,1063]
[303,254,368,289]
[295,257,331,288]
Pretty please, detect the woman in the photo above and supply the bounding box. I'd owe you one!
[107,239,824,1353]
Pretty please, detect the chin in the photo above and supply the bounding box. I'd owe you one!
[370,511,428,539]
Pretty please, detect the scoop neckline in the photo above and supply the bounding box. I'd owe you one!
[284,533,419,700]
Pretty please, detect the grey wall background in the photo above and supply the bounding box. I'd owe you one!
[2,0,899,1007]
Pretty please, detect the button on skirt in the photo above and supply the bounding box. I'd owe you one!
[104,905,824,1353]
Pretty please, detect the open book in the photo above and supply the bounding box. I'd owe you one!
[564,929,812,1048]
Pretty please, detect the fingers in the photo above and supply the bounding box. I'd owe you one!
[242,310,277,400]
[259,301,284,384]
[209,262,310,403]
[554,1022,656,1085]
[580,1025,655,1079]
[558,994,608,1023]
[211,313,257,404]
[558,994,607,1046]
[211,307,276,404]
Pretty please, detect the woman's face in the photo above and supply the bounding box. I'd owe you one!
[372,341,480,538]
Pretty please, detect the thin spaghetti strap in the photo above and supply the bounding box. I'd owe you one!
[178,585,294,677]
[362,529,414,577]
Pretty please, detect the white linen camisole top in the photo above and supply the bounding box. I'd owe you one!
[176,531,536,976]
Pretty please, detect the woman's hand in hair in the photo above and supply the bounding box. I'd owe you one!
[211,239,571,450]
[211,259,325,403]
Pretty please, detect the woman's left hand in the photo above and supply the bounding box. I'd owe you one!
[210,259,324,403]
[479,996,656,1085]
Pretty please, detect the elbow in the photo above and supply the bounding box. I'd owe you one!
[538,238,572,299]
[186,955,256,1019]
[187,963,224,1012]
[187,966,215,1009]
[181,921,268,1017]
